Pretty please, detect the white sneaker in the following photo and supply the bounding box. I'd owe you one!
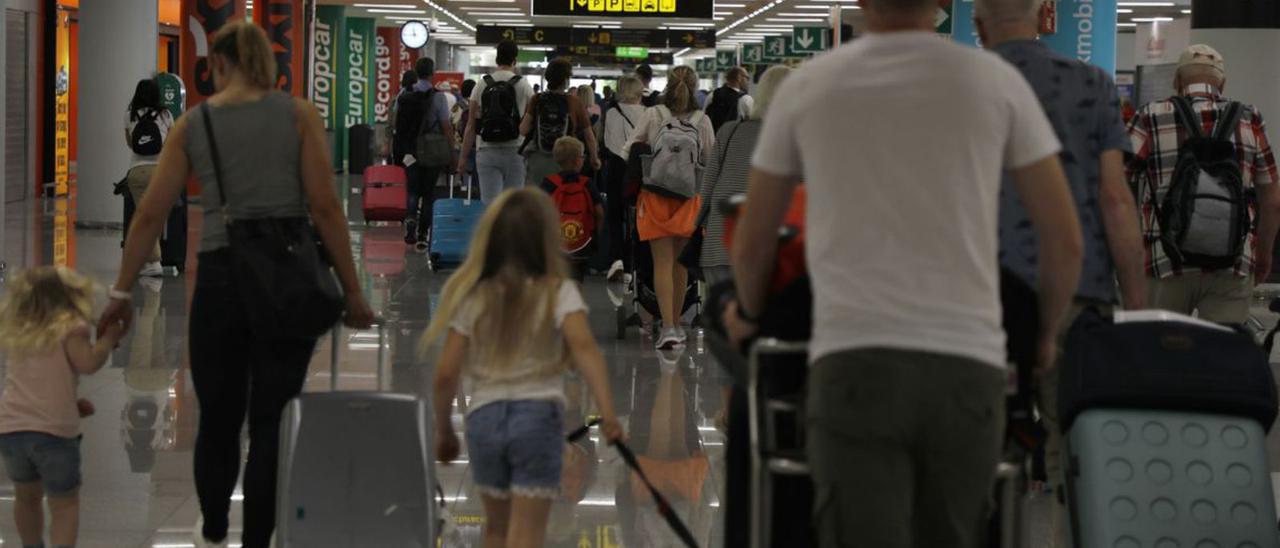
[139,262,164,278]
[193,517,229,548]
[607,260,625,282]
[622,272,634,290]
[675,326,688,343]
[655,327,682,350]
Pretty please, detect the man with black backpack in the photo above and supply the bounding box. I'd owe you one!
[457,40,534,203]
[705,67,753,131]
[393,57,456,249]
[1128,44,1280,324]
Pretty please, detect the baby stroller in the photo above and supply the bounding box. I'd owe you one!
[615,204,703,340]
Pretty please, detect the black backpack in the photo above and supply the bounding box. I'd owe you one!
[641,90,661,108]
[130,109,164,156]
[707,86,744,131]
[478,74,522,143]
[1150,97,1250,270]
[528,92,571,153]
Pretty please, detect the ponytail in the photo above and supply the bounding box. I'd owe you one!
[211,21,278,90]
[663,65,699,115]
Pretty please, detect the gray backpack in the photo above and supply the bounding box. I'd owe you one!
[642,106,705,200]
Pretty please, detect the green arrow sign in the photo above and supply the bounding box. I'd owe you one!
[935,5,952,34]
[716,50,737,71]
[743,43,765,64]
[791,26,827,54]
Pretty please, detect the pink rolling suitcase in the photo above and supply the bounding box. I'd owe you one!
[362,164,407,223]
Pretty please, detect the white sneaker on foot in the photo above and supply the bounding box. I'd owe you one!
[607,260,625,282]
[655,327,682,350]
[139,262,164,278]
[193,517,229,548]
[675,325,688,343]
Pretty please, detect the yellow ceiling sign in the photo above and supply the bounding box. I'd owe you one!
[534,0,711,18]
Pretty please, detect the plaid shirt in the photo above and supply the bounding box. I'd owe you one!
[1126,84,1279,278]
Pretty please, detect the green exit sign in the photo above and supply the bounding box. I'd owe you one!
[615,46,649,59]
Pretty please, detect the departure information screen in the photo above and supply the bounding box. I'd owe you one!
[531,0,714,19]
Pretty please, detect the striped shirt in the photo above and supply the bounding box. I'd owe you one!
[1126,84,1279,278]
[699,119,761,268]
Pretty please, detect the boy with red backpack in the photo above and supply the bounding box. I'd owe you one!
[540,136,605,282]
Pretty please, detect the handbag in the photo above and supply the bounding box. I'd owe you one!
[200,103,344,340]
[415,89,453,168]
[678,121,743,273]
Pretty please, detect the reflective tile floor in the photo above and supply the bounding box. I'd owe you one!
[0,186,1279,547]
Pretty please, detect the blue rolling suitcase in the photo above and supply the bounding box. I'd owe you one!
[429,176,482,269]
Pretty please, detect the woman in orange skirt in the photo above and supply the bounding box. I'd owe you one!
[623,65,716,350]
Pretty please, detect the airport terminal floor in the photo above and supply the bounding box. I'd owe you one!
[0,177,1278,547]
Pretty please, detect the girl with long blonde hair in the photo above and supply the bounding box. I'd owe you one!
[622,65,716,349]
[0,267,125,548]
[427,188,624,548]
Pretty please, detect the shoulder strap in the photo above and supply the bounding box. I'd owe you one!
[199,103,230,221]
[509,75,522,85]
[1171,96,1203,139]
[483,74,497,87]
[688,110,705,127]
[612,104,634,129]
[1212,101,1244,142]
[656,105,672,123]
[717,120,745,170]
[419,89,441,135]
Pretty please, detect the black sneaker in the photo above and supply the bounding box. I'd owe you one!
[403,220,418,245]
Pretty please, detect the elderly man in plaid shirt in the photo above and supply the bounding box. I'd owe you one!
[1127,44,1280,323]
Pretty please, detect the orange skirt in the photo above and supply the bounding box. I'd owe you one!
[637,190,701,241]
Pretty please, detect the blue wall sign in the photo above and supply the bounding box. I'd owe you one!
[951,0,1118,75]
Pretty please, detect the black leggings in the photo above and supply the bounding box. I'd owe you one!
[604,153,632,270]
[189,249,318,548]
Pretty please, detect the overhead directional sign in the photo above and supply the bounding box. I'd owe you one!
[476,25,571,46]
[551,47,673,65]
[715,50,737,71]
[667,29,715,49]
[935,5,952,34]
[791,26,827,54]
[478,26,708,48]
[694,58,713,73]
[742,43,764,64]
[532,0,713,19]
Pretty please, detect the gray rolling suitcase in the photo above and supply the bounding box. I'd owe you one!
[1060,310,1279,548]
[276,322,437,547]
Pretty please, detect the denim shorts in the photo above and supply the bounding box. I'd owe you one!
[464,400,564,499]
[0,431,82,496]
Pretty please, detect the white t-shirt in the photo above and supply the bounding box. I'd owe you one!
[125,108,174,169]
[752,32,1061,367]
[469,69,534,149]
[449,280,587,413]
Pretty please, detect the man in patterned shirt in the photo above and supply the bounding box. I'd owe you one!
[1128,44,1280,323]
[978,0,1149,544]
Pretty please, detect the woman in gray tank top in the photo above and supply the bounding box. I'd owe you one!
[98,22,373,548]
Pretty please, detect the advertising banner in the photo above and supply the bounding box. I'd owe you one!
[1040,0,1118,75]
[951,0,981,48]
[255,0,306,96]
[400,43,420,76]
[374,27,400,125]
[313,6,344,166]
[54,9,71,197]
[433,72,466,94]
[953,0,1116,75]
[339,17,375,163]
[181,0,248,108]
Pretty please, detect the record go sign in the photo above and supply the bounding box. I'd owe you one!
[532,0,713,19]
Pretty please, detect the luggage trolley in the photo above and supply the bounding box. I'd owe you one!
[747,339,815,548]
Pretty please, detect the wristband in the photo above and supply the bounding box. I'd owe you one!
[108,288,132,301]
[736,301,760,325]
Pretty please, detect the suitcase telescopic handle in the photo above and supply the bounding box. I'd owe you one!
[329,317,388,391]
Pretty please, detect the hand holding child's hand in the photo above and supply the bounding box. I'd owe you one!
[436,429,461,464]
[76,398,96,418]
[601,416,626,445]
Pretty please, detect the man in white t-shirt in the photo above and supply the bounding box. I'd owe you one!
[724,0,1085,545]
[457,40,535,203]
